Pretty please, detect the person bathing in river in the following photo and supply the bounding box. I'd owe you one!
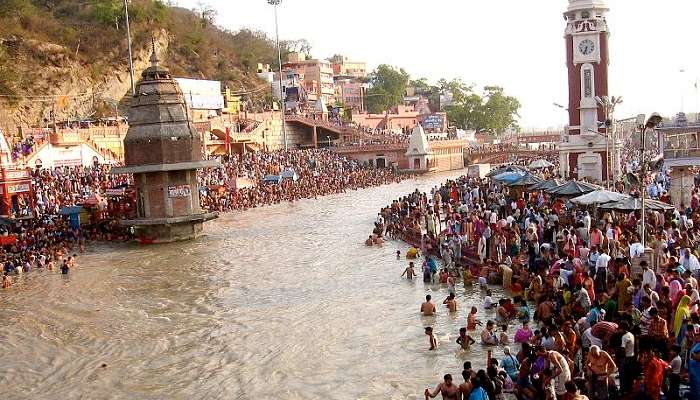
[457,327,476,350]
[425,327,438,350]
[468,306,482,330]
[401,262,416,279]
[443,293,458,312]
[481,320,499,345]
[424,373,460,400]
[421,295,437,316]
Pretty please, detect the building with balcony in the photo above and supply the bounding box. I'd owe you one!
[659,117,700,208]
[283,52,336,104]
[330,56,367,79]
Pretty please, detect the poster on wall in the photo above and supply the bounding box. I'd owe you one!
[7,183,30,194]
[168,185,191,198]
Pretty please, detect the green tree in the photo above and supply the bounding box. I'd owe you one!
[90,0,121,26]
[365,64,409,114]
[444,84,520,134]
[479,86,521,133]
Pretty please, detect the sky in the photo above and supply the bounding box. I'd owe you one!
[176,0,700,130]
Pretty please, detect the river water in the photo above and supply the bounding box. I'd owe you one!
[0,170,507,400]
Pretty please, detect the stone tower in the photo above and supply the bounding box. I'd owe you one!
[112,44,218,243]
[558,0,621,183]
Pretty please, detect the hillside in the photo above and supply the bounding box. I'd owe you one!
[0,0,285,134]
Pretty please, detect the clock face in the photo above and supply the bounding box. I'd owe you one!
[578,39,595,55]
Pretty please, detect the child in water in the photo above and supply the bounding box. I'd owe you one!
[425,327,438,350]
[456,327,476,350]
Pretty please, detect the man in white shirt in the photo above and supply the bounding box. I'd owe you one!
[595,248,611,289]
[641,261,656,290]
[629,235,645,258]
[682,247,700,276]
[619,321,636,393]
[583,211,591,234]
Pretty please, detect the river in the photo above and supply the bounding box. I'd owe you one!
[0,170,507,400]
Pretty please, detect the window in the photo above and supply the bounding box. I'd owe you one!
[583,69,592,97]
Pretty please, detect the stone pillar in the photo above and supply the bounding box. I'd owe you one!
[312,125,318,148]
[670,168,693,209]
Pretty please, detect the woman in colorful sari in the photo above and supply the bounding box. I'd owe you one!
[669,279,683,307]
[674,295,692,344]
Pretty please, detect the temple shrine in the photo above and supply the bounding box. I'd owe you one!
[111,44,218,243]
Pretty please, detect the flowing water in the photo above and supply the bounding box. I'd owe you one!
[0,170,508,400]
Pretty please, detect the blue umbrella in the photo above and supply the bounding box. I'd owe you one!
[492,171,525,184]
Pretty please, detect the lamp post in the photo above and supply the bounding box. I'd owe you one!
[268,0,288,150]
[123,0,135,97]
[639,112,663,246]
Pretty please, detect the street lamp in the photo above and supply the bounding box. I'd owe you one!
[268,0,288,150]
[595,96,623,189]
[639,112,663,246]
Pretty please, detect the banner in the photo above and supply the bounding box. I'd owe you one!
[168,185,191,198]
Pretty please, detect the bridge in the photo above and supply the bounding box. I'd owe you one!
[464,147,558,165]
[284,114,383,145]
[501,130,562,145]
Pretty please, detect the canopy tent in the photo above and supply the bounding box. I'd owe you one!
[528,179,565,192]
[263,175,283,184]
[598,197,675,211]
[492,170,526,184]
[570,190,630,206]
[485,164,528,178]
[545,180,601,196]
[279,169,299,181]
[528,159,555,169]
[507,172,543,187]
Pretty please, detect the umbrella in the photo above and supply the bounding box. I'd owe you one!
[507,172,543,187]
[545,180,601,196]
[528,179,564,191]
[570,190,630,206]
[599,197,675,211]
[492,171,526,184]
[486,164,528,178]
[528,159,554,169]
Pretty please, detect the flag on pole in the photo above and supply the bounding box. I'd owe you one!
[225,126,231,154]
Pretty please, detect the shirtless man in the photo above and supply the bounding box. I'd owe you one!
[443,293,458,312]
[585,345,617,400]
[425,374,461,400]
[425,327,438,350]
[2,272,11,288]
[401,262,416,279]
[421,295,437,316]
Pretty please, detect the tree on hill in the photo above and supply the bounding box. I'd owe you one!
[365,64,409,114]
[443,83,520,134]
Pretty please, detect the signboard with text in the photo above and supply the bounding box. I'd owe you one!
[7,183,30,194]
[168,185,191,198]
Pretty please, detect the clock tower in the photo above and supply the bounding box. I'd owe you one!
[559,0,619,183]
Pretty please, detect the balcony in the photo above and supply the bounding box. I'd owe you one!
[663,131,700,167]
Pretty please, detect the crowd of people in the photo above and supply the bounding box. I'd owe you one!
[199,149,407,212]
[1,148,408,288]
[374,166,700,399]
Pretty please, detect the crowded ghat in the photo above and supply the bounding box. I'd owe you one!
[1,148,407,289]
[371,160,700,400]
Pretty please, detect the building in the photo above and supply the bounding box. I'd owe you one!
[111,46,218,243]
[174,78,225,122]
[282,52,335,104]
[337,79,365,111]
[330,56,367,79]
[558,0,620,183]
[659,115,700,208]
[0,133,33,217]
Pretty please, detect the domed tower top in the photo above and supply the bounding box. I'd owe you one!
[122,40,203,167]
[565,0,609,21]
[567,0,608,12]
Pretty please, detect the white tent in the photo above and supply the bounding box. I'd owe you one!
[570,190,630,206]
[528,159,554,169]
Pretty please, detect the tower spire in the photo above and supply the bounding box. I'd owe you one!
[149,36,159,67]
